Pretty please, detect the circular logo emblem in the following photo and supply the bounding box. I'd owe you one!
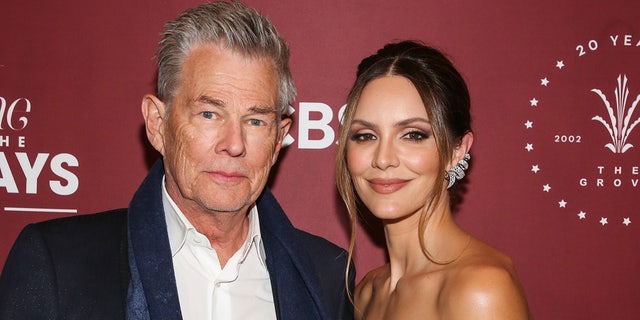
[524,34,639,229]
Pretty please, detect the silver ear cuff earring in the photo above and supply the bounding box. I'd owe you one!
[444,153,471,189]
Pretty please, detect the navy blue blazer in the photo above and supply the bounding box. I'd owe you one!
[0,160,354,319]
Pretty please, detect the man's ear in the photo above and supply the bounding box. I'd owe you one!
[141,94,167,156]
[272,117,292,162]
[451,131,474,166]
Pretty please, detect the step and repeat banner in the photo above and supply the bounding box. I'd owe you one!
[1,0,638,318]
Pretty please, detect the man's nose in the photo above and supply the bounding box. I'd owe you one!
[215,120,246,157]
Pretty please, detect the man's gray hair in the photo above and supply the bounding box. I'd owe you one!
[156,1,296,116]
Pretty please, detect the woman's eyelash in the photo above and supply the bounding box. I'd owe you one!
[350,133,376,141]
[404,130,429,141]
[348,130,430,142]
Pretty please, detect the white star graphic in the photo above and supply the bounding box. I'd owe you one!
[541,78,549,86]
[556,60,565,69]
[578,211,586,219]
[558,199,567,208]
[525,143,534,152]
[531,165,540,173]
[543,184,551,192]
[623,217,631,226]
[599,217,608,226]
[529,98,539,107]
[525,120,533,129]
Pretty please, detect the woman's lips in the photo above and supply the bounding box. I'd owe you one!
[368,178,409,194]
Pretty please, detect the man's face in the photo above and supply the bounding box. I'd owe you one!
[158,43,290,216]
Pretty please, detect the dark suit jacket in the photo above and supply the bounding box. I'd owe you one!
[0,160,354,320]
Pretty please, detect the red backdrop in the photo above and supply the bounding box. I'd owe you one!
[1,1,639,318]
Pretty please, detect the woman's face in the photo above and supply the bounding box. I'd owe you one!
[346,75,441,221]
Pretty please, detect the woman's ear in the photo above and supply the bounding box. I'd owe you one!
[141,94,167,156]
[452,131,474,165]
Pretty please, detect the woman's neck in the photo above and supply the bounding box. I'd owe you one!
[383,204,468,289]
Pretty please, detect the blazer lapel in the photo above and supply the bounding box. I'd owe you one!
[127,160,183,320]
[257,189,328,320]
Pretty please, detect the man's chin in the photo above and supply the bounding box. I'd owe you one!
[200,199,251,216]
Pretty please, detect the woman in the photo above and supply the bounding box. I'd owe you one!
[336,41,530,319]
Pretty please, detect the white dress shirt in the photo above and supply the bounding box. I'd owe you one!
[162,180,276,320]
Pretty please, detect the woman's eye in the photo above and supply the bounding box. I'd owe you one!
[404,131,429,141]
[350,133,376,142]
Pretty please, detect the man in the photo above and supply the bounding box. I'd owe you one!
[0,2,353,319]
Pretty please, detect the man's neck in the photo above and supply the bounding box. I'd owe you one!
[185,207,251,268]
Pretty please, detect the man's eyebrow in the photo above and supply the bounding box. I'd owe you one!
[249,105,278,115]
[195,95,277,115]
[196,95,225,106]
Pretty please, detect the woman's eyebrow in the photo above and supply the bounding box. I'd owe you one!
[395,117,430,127]
[350,119,377,130]
[350,117,430,128]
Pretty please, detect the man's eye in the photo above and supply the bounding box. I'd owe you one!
[201,111,215,119]
[249,119,265,126]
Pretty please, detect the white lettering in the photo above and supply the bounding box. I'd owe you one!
[337,104,347,125]
[614,178,622,187]
[610,35,619,46]
[0,152,18,193]
[49,153,79,195]
[0,152,80,195]
[16,152,48,194]
[0,136,8,147]
[0,98,31,131]
[297,102,335,149]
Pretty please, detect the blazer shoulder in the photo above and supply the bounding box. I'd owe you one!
[294,229,348,261]
[291,229,354,320]
[0,209,129,320]
[7,208,128,259]
[33,208,127,232]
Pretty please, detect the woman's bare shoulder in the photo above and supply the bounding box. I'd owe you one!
[354,264,389,319]
[355,265,388,298]
[440,239,531,319]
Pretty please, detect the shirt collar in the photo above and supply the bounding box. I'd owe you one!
[162,177,188,257]
[162,176,267,266]
[240,205,264,266]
